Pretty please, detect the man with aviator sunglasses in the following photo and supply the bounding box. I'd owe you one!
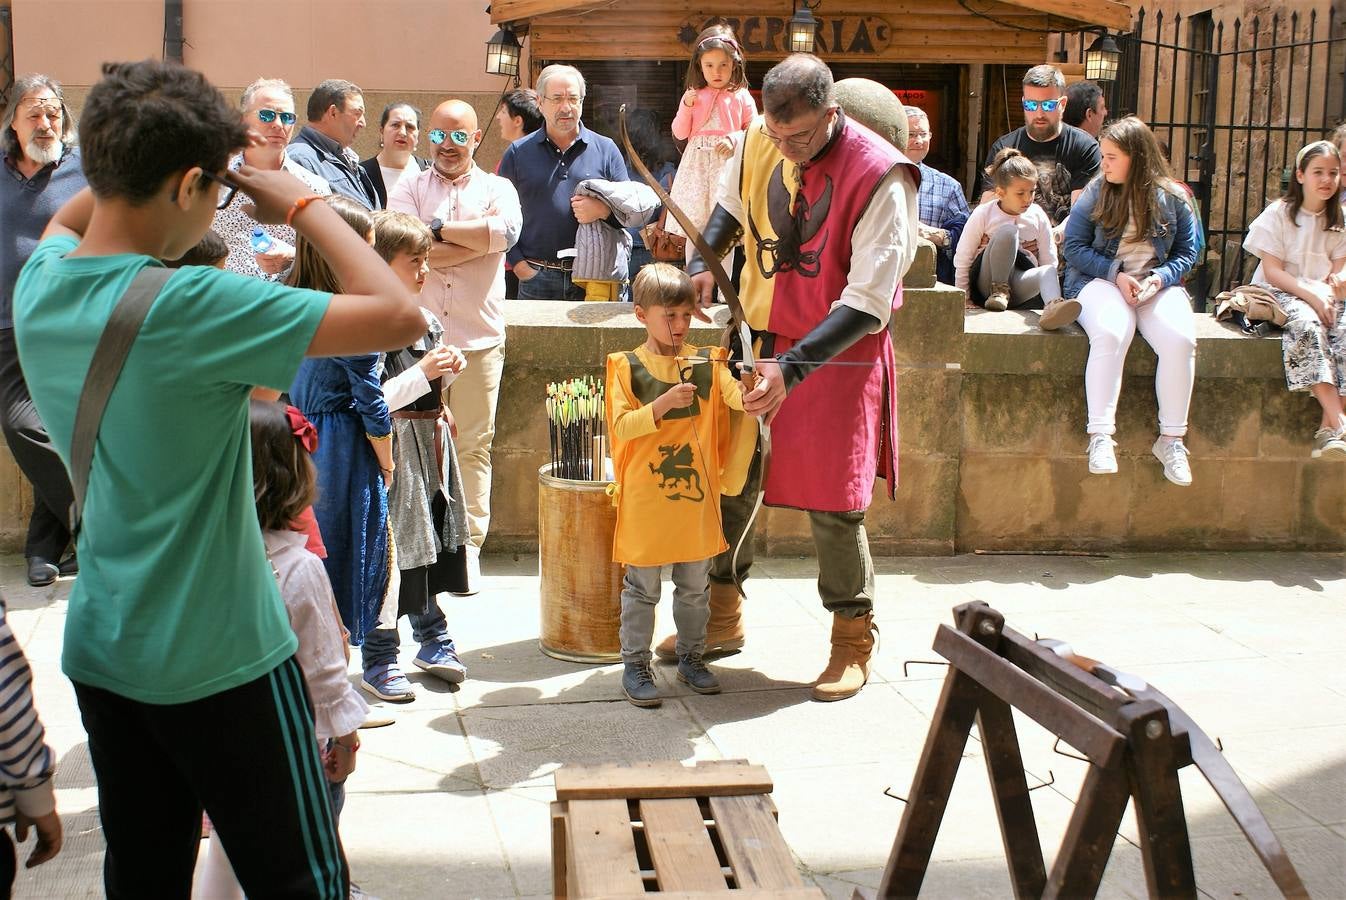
[979,64,1100,233]
[388,99,521,595]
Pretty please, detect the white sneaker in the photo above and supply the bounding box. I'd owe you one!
[453,543,481,596]
[1152,437,1192,486]
[1087,434,1118,475]
[1311,427,1346,459]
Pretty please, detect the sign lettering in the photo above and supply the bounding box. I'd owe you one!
[678,16,892,56]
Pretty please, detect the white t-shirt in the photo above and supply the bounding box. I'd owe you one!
[1117,220,1157,277]
[1245,199,1346,284]
[380,157,421,196]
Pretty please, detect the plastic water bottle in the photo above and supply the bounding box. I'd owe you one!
[249,227,273,254]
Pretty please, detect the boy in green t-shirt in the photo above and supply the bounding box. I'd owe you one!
[12,60,423,897]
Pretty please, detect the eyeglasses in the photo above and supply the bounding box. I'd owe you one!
[256,108,297,126]
[762,108,835,150]
[908,131,932,142]
[1022,98,1064,113]
[428,129,471,147]
[541,94,584,106]
[197,170,238,210]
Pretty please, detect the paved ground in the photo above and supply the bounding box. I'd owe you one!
[1,550,1343,899]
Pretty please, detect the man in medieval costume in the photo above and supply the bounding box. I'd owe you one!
[652,53,920,701]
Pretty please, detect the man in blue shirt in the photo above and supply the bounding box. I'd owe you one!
[287,79,379,210]
[0,75,87,587]
[498,65,631,300]
[905,106,969,287]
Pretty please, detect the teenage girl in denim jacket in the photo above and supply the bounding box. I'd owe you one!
[1063,116,1200,485]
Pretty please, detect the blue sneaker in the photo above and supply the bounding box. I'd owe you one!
[413,640,467,684]
[361,663,416,703]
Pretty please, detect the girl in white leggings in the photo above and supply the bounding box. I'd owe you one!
[1062,117,1200,485]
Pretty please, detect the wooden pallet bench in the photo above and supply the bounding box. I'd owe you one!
[551,760,825,899]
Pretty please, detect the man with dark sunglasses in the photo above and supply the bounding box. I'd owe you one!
[287,78,380,210]
[978,64,1100,232]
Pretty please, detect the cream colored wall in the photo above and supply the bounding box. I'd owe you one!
[12,0,519,93]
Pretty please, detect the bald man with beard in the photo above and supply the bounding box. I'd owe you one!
[387,99,522,594]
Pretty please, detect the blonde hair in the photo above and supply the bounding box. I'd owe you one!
[632,263,695,310]
[372,210,431,262]
[284,196,373,293]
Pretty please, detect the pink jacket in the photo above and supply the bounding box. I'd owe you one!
[672,86,757,140]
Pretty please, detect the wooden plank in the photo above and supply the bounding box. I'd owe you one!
[639,797,727,892]
[590,890,826,899]
[1044,761,1132,900]
[877,665,981,899]
[934,625,1126,769]
[709,793,807,890]
[997,626,1132,724]
[551,801,569,900]
[1123,702,1197,899]
[995,0,1133,31]
[555,761,772,801]
[565,799,644,896]
[975,691,1047,899]
[491,0,591,22]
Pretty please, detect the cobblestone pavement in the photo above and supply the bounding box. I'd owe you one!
[2,550,1343,899]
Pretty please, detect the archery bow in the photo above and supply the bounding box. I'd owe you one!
[619,104,769,596]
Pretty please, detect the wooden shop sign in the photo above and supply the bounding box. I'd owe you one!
[678,15,893,56]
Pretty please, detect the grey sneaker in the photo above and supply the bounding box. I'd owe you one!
[676,653,722,694]
[1152,437,1192,486]
[1038,298,1081,331]
[621,662,661,707]
[1087,434,1118,475]
[1311,427,1346,459]
[984,282,1010,311]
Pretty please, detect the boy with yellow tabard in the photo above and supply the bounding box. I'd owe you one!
[605,264,752,707]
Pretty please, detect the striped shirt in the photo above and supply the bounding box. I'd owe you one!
[0,598,55,825]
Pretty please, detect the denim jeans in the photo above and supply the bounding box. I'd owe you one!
[517,264,584,301]
[360,600,451,669]
[619,560,711,664]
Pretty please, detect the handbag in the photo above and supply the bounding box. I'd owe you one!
[640,205,687,263]
[638,173,686,263]
[68,267,173,531]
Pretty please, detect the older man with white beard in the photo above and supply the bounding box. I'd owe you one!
[0,75,87,587]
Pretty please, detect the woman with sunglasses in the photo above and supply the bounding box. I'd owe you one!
[359,102,429,209]
[213,77,330,278]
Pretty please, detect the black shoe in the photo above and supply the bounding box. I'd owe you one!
[57,555,78,577]
[26,558,59,587]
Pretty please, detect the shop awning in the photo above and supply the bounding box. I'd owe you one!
[492,0,1133,33]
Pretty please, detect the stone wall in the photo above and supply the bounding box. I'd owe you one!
[3,243,1342,554]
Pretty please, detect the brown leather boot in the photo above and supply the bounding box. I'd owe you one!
[811,612,878,702]
[654,582,745,661]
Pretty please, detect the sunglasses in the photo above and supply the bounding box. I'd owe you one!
[428,129,471,147]
[256,108,297,126]
[1022,98,1063,113]
[197,170,238,210]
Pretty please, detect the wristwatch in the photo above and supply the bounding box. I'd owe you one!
[430,218,444,242]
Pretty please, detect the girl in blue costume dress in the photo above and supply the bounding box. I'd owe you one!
[287,196,394,652]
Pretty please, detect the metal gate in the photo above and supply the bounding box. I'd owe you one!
[1064,7,1346,305]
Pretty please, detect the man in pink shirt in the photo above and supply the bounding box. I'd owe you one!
[388,99,522,592]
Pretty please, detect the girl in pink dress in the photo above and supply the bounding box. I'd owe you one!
[666,23,757,260]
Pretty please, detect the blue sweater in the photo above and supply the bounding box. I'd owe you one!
[1,146,86,329]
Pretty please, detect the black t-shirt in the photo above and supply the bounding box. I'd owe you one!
[981,124,1101,226]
